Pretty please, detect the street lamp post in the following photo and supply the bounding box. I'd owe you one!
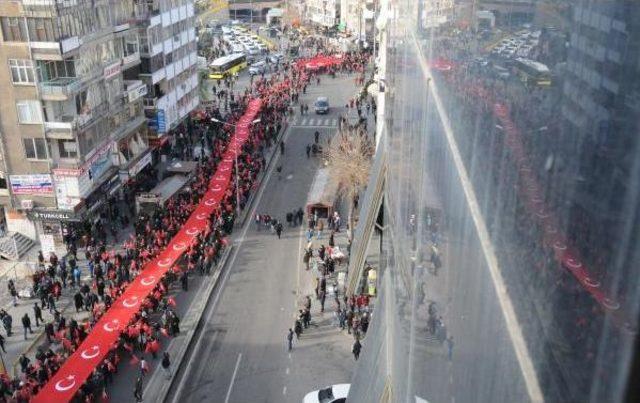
[210,117,261,220]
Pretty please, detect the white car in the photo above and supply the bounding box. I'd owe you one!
[249,60,266,75]
[303,384,350,403]
[269,53,284,64]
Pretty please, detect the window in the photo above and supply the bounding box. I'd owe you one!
[58,140,78,159]
[16,100,42,124]
[23,138,48,160]
[26,18,56,42]
[8,60,35,84]
[1,17,27,42]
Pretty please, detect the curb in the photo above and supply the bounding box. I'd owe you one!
[142,245,234,402]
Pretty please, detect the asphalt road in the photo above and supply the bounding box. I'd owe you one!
[167,72,359,403]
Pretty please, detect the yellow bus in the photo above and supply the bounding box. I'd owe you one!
[208,53,247,79]
[514,58,552,87]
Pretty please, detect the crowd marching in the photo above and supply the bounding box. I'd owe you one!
[0,37,373,401]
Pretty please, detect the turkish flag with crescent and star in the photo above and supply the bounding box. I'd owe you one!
[33,99,263,402]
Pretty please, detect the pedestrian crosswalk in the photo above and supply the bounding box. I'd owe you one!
[291,116,339,128]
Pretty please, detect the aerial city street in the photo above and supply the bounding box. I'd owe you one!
[0,0,637,402]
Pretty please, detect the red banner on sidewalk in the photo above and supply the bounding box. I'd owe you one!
[33,99,263,402]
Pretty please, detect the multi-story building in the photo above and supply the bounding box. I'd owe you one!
[340,0,374,41]
[130,0,199,144]
[419,0,454,29]
[0,0,149,251]
[0,0,198,253]
[228,0,279,23]
[478,0,536,25]
[307,0,340,28]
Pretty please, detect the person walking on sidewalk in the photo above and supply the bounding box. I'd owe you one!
[446,336,454,361]
[19,353,30,373]
[21,313,33,340]
[33,303,43,327]
[352,339,362,360]
[134,376,143,402]
[276,222,283,239]
[161,352,172,380]
[287,328,294,351]
[1,310,12,336]
[0,333,6,353]
[7,280,17,307]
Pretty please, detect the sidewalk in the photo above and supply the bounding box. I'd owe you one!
[0,219,133,376]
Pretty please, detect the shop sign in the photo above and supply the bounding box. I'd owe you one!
[27,209,78,221]
[10,174,53,195]
[57,197,82,211]
[104,62,121,80]
[129,152,152,177]
[127,84,147,103]
[157,110,166,133]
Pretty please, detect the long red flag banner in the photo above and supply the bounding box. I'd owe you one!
[32,99,263,402]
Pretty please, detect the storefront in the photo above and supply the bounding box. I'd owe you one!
[26,208,83,252]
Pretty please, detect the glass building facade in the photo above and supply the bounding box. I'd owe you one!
[349,0,640,402]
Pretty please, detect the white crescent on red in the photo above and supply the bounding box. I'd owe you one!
[122,297,139,308]
[81,345,100,360]
[55,375,76,392]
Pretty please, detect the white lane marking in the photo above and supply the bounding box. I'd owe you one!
[224,353,243,403]
[331,119,337,126]
[301,118,308,125]
[286,367,290,375]
[283,386,287,395]
[308,118,315,125]
[288,353,292,360]
[286,174,293,180]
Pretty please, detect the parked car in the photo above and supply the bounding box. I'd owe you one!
[314,97,330,114]
[303,384,350,403]
[249,60,267,75]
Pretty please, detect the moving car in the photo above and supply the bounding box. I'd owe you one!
[249,60,266,75]
[303,384,350,403]
[314,97,330,114]
[269,53,284,64]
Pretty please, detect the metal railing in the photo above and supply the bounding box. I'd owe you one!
[38,77,81,98]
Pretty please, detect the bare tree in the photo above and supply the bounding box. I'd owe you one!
[324,127,374,239]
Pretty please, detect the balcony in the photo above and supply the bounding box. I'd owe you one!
[23,0,78,6]
[143,97,158,109]
[39,77,80,101]
[134,1,161,21]
[30,36,80,60]
[44,118,75,140]
[125,80,148,103]
[122,52,141,70]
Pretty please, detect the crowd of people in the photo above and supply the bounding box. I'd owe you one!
[0,39,376,401]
